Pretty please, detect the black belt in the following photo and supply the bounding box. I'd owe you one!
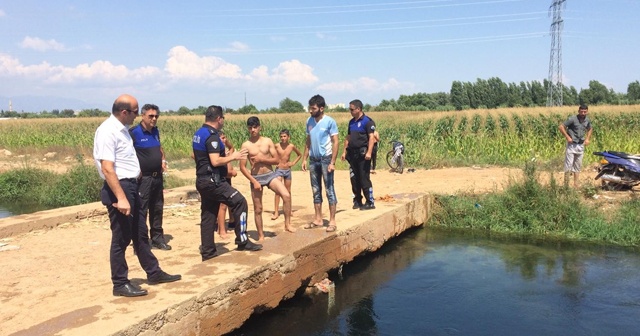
[119,178,138,183]
[142,171,162,177]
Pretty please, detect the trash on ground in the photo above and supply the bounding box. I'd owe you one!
[314,278,334,293]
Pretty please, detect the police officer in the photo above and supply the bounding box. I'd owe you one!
[192,105,262,261]
[341,99,376,210]
[130,104,170,250]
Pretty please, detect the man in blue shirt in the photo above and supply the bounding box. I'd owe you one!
[302,95,339,232]
[130,104,170,250]
[341,99,376,210]
[193,105,262,261]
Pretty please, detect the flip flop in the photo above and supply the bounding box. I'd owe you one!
[304,223,323,229]
[326,225,337,232]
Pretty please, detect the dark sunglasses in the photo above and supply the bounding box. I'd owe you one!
[147,114,159,119]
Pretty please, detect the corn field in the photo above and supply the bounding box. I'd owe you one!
[0,105,639,169]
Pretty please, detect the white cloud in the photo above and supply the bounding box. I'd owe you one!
[208,41,251,53]
[267,60,318,85]
[20,36,66,52]
[0,53,160,84]
[317,77,407,93]
[165,46,246,80]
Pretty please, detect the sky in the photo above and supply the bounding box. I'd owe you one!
[1,0,639,112]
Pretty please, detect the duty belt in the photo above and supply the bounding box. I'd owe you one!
[142,171,162,177]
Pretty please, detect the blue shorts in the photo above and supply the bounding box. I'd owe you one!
[275,168,292,180]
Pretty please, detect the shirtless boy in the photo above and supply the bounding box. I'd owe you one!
[239,117,295,241]
[272,129,301,220]
[216,131,237,239]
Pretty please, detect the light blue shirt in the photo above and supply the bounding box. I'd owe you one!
[306,115,338,158]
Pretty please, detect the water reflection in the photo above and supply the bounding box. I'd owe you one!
[231,227,640,336]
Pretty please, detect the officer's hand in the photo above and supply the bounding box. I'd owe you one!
[114,198,131,216]
[365,153,371,160]
[234,148,248,160]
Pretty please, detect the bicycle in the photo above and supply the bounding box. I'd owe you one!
[386,140,405,174]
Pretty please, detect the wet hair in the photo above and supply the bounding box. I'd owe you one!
[247,116,260,127]
[349,99,363,110]
[141,103,159,115]
[205,105,224,122]
[280,129,290,136]
[309,94,325,108]
[579,104,588,110]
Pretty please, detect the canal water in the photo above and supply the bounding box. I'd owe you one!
[230,227,640,336]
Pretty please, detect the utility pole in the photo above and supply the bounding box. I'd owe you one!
[547,0,566,107]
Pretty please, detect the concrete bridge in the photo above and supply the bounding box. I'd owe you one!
[0,170,431,335]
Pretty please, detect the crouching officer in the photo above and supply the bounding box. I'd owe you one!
[192,105,262,261]
[341,99,376,210]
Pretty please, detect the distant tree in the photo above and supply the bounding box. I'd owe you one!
[579,80,610,105]
[60,109,75,118]
[177,106,191,115]
[279,97,304,113]
[238,104,259,114]
[529,80,546,106]
[627,80,640,102]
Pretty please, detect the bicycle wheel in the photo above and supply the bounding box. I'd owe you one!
[386,150,398,170]
[397,154,404,174]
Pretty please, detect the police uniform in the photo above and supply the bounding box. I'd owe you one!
[192,124,252,261]
[130,123,166,248]
[346,114,376,208]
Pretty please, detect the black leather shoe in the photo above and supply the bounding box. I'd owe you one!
[360,203,376,210]
[352,202,363,209]
[237,240,262,251]
[148,270,182,284]
[113,283,148,297]
[152,242,172,250]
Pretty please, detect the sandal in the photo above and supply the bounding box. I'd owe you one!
[326,225,337,232]
[304,223,323,229]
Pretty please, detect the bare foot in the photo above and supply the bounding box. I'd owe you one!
[257,235,265,243]
[270,213,279,220]
[218,231,227,239]
[285,225,297,233]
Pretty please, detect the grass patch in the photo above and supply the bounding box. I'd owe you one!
[430,161,640,247]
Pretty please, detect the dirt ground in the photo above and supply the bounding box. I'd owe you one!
[0,153,635,335]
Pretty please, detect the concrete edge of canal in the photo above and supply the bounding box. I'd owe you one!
[117,192,431,336]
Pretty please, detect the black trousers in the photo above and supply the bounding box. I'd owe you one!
[195,176,249,261]
[101,179,160,288]
[371,143,378,170]
[347,149,374,205]
[139,175,165,244]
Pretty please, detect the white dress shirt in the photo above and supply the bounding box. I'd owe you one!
[93,114,141,180]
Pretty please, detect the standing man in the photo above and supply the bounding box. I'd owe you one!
[301,94,339,232]
[559,104,593,188]
[239,116,295,240]
[130,104,170,250]
[341,99,376,210]
[93,94,180,297]
[193,105,262,262]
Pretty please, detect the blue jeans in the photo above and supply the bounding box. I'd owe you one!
[309,156,337,205]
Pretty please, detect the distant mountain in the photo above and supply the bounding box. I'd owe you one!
[0,95,101,113]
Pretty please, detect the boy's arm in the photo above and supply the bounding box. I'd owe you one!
[289,145,302,168]
[238,143,260,189]
[301,135,310,172]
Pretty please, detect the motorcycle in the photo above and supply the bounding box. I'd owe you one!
[592,151,640,190]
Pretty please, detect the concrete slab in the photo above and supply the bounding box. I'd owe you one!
[0,170,430,336]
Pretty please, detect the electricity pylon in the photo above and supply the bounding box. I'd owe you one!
[547,0,566,107]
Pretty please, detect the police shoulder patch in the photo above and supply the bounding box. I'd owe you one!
[211,141,219,149]
[371,125,376,131]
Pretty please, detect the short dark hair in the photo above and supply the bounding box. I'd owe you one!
[579,104,588,110]
[141,104,159,115]
[280,129,290,136]
[247,116,260,127]
[205,105,224,122]
[349,99,363,110]
[309,94,325,108]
